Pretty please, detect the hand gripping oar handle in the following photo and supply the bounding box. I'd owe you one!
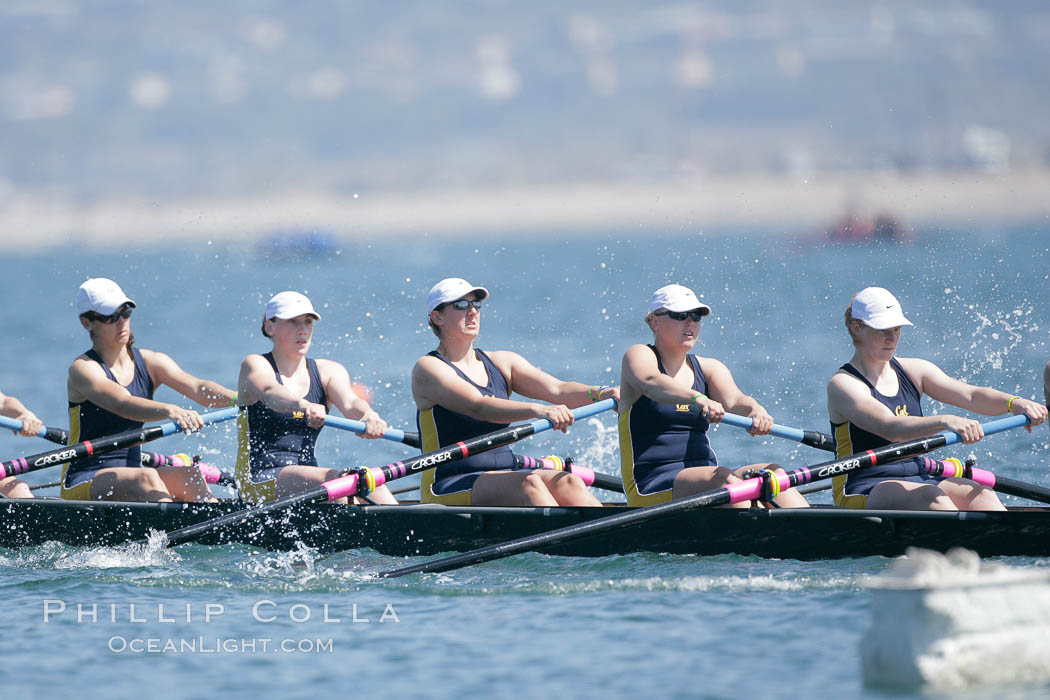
[162,398,617,547]
[378,414,1028,578]
[0,407,240,480]
[0,415,69,445]
[321,415,421,448]
[716,413,834,452]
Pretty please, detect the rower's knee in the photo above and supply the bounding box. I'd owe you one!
[550,472,586,495]
[135,470,173,501]
[521,472,553,501]
[963,488,1005,511]
[927,494,957,510]
[0,478,32,499]
[717,467,739,484]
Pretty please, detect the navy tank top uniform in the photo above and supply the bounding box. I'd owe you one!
[619,346,717,505]
[62,348,155,496]
[241,353,328,475]
[417,349,517,501]
[830,358,944,507]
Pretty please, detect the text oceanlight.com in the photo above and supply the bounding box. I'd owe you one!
[108,637,334,654]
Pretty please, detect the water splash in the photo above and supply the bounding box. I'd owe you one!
[0,533,182,571]
[573,416,623,500]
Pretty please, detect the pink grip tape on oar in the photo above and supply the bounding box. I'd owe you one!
[516,454,598,487]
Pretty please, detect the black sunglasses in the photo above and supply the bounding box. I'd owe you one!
[86,307,133,324]
[655,310,705,322]
[441,299,483,311]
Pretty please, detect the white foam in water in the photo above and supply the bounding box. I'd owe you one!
[53,531,179,569]
[576,416,624,501]
[238,541,321,579]
[861,547,1050,690]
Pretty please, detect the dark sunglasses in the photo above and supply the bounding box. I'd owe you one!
[86,307,133,324]
[655,310,705,322]
[441,299,483,311]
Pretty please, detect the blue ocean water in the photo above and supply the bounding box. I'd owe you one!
[1,227,1048,699]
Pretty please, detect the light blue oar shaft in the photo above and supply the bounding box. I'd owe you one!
[939,413,1029,444]
[0,415,69,444]
[157,407,240,436]
[715,413,834,451]
[0,407,240,480]
[322,415,419,447]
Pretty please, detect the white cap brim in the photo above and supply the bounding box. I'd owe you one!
[265,292,321,321]
[75,278,136,316]
[426,279,490,314]
[860,312,912,330]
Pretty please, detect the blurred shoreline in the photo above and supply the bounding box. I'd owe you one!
[3,168,1048,250]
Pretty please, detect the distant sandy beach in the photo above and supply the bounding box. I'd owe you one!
[2,169,1048,251]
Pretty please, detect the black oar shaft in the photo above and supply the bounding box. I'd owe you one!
[590,472,624,493]
[983,474,1050,504]
[164,484,330,546]
[381,488,735,578]
[0,425,165,479]
[163,421,544,547]
[160,398,619,547]
[0,407,239,480]
[380,433,958,578]
[42,427,69,445]
[802,431,835,452]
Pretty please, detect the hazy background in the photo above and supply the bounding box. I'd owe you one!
[1,1,1049,248]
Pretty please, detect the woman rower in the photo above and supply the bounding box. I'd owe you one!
[618,284,808,508]
[826,287,1047,510]
[412,278,617,507]
[0,390,45,498]
[234,291,397,505]
[64,278,236,502]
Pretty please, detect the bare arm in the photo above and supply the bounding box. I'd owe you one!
[317,359,388,439]
[491,350,618,407]
[68,356,203,431]
[827,369,983,444]
[142,349,235,408]
[411,354,574,431]
[903,357,1046,431]
[702,358,773,436]
[0,390,43,437]
[620,344,726,422]
[237,354,325,426]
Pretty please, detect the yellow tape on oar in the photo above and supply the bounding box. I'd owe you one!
[757,468,782,499]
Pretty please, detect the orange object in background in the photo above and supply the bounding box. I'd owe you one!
[351,381,374,404]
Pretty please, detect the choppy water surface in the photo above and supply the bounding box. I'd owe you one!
[1,227,1048,699]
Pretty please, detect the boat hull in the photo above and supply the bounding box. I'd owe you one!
[2,499,1049,559]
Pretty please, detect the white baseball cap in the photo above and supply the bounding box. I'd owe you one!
[264,291,321,321]
[851,287,912,330]
[648,284,711,316]
[76,278,136,316]
[426,278,489,314]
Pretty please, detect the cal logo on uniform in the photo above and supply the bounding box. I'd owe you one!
[895,405,909,416]
[676,403,692,412]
